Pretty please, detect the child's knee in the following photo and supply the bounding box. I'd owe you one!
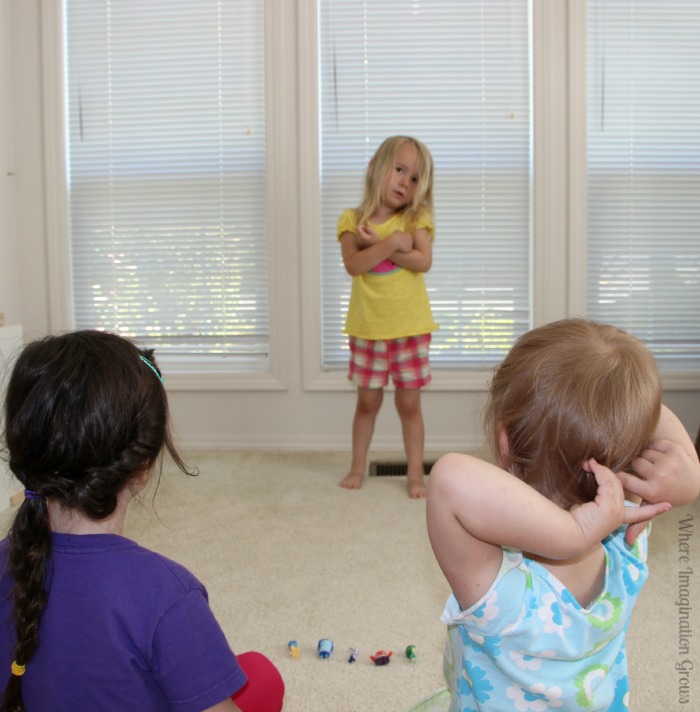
[395,389,421,418]
[357,388,383,414]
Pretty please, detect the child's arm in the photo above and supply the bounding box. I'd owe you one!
[426,453,670,610]
[388,227,433,272]
[339,230,412,276]
[618,405,700,545]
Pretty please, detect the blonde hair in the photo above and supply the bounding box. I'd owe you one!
[485,319,662,509]
[356,136,434,229]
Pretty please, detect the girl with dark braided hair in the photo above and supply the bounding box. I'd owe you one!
[0,331,284,712]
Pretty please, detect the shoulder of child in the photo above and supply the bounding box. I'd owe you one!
[126,541,210,599]
[337,208,359,238]
[414,206,434,235]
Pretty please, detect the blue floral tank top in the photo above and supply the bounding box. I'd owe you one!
[441,525,649,711]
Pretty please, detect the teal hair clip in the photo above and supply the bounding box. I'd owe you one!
[139,355,165,385]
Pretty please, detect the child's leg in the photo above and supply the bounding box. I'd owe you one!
[389,334,431,499]
[340,387,384,489]
[341,336,389,489]
[231,651,284,712]
[395,388,427,499]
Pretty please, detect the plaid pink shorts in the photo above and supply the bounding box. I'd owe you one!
[348,334,432,389]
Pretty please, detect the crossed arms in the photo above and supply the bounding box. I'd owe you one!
[339,224,432,276]
[426,405,700,610]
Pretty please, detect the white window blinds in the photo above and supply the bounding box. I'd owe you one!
[319,0,532,368]
[65,0,269,365]
[587,0,700,371]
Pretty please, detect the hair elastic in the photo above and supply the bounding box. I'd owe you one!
[11,661,26,677]
[139,355,165,385]
[24,490,43,501]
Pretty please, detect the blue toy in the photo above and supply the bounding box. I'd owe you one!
[348,647,359,663]
[318,638,334,659]
[288,640,300,659]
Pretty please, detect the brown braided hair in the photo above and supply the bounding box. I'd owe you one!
[1,330,195,711]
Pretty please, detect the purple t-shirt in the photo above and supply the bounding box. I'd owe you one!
[0,533,246,711]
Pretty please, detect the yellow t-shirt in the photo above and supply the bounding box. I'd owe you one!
[337,208,438,340]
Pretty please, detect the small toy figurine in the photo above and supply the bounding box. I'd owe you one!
[370,650,393,666]
[348,647,359,663]
[405,645,417,661]
[318,638,334,659]
[288,640,301,659]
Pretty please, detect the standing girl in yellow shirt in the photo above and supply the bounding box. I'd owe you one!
[337,136,437,498]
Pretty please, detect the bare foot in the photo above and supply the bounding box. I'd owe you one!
[407,473,427,499]
[339,469,365,490]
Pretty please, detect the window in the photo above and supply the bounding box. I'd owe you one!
[64,0,269,372]
[586,0,700,373]
[318,0,532,369]
[48,0,697,399]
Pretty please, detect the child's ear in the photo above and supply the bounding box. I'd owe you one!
[132,467,151,487]
[497,424,511,469]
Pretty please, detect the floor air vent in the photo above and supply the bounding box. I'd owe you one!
[369,461,434,477]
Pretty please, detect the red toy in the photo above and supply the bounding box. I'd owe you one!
[370,650,393,666]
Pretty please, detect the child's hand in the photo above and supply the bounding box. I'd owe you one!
[569,459,626,545]
[619,437,700,545]
[622,437,700,505]
[570,459,671,547]
[390,231,413,253]
[357,224,380,247]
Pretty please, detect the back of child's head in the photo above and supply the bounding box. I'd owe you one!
[1,330,189,711]
[358,135,434,227]
[485,319,662,509]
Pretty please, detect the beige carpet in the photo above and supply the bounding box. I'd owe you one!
[2,450,699,711]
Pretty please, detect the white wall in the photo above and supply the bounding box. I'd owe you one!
[0,0,20,326]
[2,1,697,453]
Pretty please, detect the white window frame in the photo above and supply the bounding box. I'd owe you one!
[40,0,293,392]
[568,0,700,390]
[299,0,572,392]
[39,0,699,394]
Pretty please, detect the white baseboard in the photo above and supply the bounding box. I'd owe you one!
[173,433,484,452]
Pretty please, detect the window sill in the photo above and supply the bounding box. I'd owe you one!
[164,371,286,392]
[303,367,700,393]
[303,367,493,392]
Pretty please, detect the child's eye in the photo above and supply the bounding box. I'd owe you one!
[396,165,405,174]
[411,176,418,183]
